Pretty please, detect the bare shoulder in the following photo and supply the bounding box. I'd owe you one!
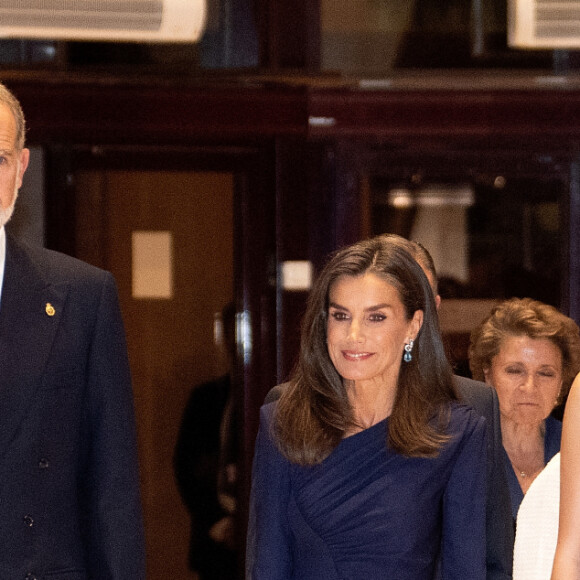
[564,374,580,425]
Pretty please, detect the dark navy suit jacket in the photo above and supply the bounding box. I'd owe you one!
[0,234,145,579]
[264,375,514,580]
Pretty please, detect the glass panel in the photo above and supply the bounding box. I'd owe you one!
[372,175,563,304]
[322,0,561,76]
[369,159,565,375]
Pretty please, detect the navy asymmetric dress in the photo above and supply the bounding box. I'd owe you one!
[246,401,487,580]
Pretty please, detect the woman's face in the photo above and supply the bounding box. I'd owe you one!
[326,273,422,390]
[483,334,563,426]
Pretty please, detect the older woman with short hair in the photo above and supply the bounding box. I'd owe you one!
[469,298,580,523]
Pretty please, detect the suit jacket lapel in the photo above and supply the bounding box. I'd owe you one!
[0,237,69,458]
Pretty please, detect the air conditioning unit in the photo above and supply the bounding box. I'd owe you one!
[508,0,580,48]
[0,0,207,43]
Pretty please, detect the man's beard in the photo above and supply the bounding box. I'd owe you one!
[0,189,18,229]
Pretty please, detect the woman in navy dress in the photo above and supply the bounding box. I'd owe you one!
[246,235,488,579]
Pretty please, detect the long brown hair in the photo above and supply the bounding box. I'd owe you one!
[274,235,456,465]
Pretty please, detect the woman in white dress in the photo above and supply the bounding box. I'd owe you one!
[551,373,580,579]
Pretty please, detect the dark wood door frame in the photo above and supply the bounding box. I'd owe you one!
[44,142,277,575]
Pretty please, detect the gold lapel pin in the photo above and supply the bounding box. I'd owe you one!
[45,303,56,317]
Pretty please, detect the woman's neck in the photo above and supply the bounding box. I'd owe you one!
[501,417,546,492]
[501,417,545,455]
[346,378,396,432]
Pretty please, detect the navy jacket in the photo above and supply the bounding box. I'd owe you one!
[0,234,145,579]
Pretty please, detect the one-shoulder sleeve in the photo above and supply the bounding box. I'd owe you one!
[246,403,293,579]
[441,408,488,580]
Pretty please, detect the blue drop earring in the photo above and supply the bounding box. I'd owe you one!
[403,339,414,363]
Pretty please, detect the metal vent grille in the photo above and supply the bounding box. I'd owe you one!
[535,0,580,40]
[0,0,163,32]
[509,0,580,48]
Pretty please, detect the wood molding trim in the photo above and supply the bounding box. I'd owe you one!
[4,73,580,147]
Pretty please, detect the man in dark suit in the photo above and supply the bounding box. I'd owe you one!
[0,82,145,578]
[265,236,514,580]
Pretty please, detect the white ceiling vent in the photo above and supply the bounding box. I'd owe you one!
[0,0,207,43]
[508,0,580,48]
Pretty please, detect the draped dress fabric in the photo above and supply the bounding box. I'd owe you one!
[247,401,487,580]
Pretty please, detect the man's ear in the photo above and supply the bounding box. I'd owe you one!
[17,148,30,187]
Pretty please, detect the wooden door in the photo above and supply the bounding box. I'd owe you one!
[74,166,235,579]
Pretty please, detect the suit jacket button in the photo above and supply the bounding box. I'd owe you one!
[38,458,49,469]
[25,574,38,580]
[23,515,34,527]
